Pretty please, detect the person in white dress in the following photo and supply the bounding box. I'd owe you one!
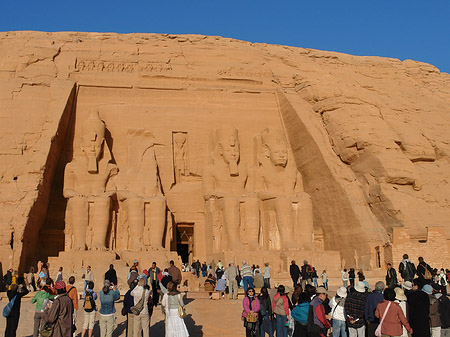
[161,282,189,337]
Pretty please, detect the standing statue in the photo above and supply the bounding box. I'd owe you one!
[173,132,189,184]
[117,129,166,250]
[63,109,118,251]
[202,126,259,251]
[255,128,313,250]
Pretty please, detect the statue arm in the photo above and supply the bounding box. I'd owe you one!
[63,165,82,198]
[256,173,278,200]
[103,163,118,197]
[202,166,229,199]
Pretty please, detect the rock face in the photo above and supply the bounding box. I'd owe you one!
[1,31,450,274]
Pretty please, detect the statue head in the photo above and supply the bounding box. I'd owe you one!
[81,109,106,173]
[261,129,288,167]
[216,126,240,176]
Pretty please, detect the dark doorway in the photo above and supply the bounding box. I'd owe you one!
[176,223,194,264]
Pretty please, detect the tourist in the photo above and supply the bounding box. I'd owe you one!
[341,269,349,288]
[45,278,57,295]
[105,264,118,286]
[241,260,254,293]
[81,281,97,337]
[9,270,18,291]
[308,286,331,337]
[168,260,182,284]
[439,288,450,337]
[192,259,201,278]
[99,280,120,337]
[300,260,311,288]
[437,268,448,295]
[364,281,385,337]
[344,281,368,337]
[402,281,413,296]
[242,287,260,337]
[263,263,271,289]
[201,262,208,277]
[66,276,79,334]
[216,265,224,280]
[41,263,50,285]
[131,278,150,337]
[257,286,273,337]
[254,269,264,289]
[394,287,409,337]
[2,268,13,291]
[272,285,289,337]
[375,288,413,337]
[423,284,441,337]
[290,260,300,288]
[385,263,398,289]
[417,257,433,286]
[26,267,36,292]
[225,261,239,300]
[56,267,63,282]
[321,270,328,290]
[127,266,139,287]
[83,265,95,292]
[215,274,227,298]
[204,273,216,299]
[291,284,303,306]
[123,279,138,337]
[148,262,160,306]
[291,292,310,337]
[398,254,416,282]
[160,269,173,295]
[407,279,430,337]
[348,268,355,288]
[133,259,139,273]
[43,281,73,337]
[162,282,189,337]
[4,283,29,337]
[31,285,54,337]
[330,287,347,337]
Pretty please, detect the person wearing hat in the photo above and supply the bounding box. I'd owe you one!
[407,279,431,337]
[401,281,413,296]
[364,281,385,337]
[394,287,408,337]
[375,288,413,337]
[330,287,347,337]
[344,281,368,336]
[424,284,442,337]
[225,261,239,300]
[308,286,331,337]
[43,280,74,337]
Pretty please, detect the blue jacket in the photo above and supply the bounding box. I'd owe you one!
[99,289,120,315]
[364,291,384,323]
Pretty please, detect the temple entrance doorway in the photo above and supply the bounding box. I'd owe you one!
[176,223,194,264]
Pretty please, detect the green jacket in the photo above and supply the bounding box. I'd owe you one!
[31,290,54,311]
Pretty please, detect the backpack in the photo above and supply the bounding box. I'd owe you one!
[405,262,416,278]
[84,292,96,312]
[2,295,17,317]
[291,303,309,324]
[422,264,432,280]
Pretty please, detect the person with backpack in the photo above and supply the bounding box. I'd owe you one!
[329,287,347,337]
[417,257,433,287]
[257,286,273,337]
[398,254,416,282]
[123,278,138,337]
[4,283,29,337]
[81,281,97,337]
[131,277,151,337]
[42,281,74,337]
[31,285,54,337]
[291,292,310,337]
[272,285,290,337]
[307,286,331,337]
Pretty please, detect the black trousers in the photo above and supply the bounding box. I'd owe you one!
[5,314,19,337]
[151,280,160,305]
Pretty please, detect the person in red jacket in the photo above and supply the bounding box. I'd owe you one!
[375,288,413,337]
[308,286,331,337]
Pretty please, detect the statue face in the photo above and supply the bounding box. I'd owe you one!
[219,137,240,164]
[81,132,104,161]
[266,141,288,167]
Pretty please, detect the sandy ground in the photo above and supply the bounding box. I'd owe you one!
[0,294,244,337]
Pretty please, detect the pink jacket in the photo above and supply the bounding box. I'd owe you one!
[242,296,260,318]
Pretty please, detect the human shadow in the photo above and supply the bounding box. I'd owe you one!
[73,319,126,337]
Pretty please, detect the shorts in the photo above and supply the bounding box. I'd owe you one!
[83,310,96,330]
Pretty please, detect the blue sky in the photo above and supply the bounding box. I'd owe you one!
[1,0,449,73]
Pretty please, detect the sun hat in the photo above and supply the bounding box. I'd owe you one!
[394,287,407,301]
[354,281,366,293]
[316,286,328,295]
[422,284,433,295]
[402,281,412,290]
[337,286,347,298]
[55,281,66,290]
[104,279,111,286]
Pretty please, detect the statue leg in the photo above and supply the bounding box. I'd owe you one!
[220,197,242,250]
[296,193,314,250]
[69,197,88,250]
[91,197,111,250]
[127,198,145,250]
[243,197,260,249]
[148,196,166,249]
[274,197,295,250]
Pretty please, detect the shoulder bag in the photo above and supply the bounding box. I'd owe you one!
[375,302,391,337]
[130,289,146,316]
[177,293,187,318]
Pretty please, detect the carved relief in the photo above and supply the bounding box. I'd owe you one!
[75,60,172,74]
[172,132,190,184]
[63,109,118,251]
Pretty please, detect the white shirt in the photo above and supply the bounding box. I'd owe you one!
[131,285,150,314]
[330,296,346,321]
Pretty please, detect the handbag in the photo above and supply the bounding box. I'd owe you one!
[40,322,54,337]
[2,295,17,318]
[130,289,146,316]
[177,293,187,318]
[246,311,258,323]
[375,301,391,337]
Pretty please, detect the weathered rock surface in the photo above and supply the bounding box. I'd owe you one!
[0,31,449,273]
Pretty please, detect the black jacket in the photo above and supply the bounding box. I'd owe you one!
[290,264,300,280]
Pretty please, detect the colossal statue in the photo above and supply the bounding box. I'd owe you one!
[63,109,118,251]
[117,129,166,250]
[202,126,259,251]
[255,128,313,250]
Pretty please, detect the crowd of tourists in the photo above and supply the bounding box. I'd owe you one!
[1,259,188,337]
[241,255,450,337]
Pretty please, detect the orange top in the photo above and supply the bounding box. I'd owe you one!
[67,285,79,310]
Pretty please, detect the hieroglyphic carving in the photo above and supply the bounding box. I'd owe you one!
[63,109,118,251]
[217,67,272,78]
[75,60,172,73]
[172,132,190,184]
